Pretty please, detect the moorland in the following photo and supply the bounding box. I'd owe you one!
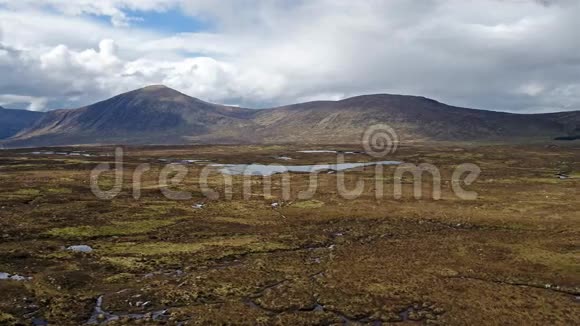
[0,143,578,325]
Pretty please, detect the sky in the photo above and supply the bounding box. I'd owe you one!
[0,0,579,113]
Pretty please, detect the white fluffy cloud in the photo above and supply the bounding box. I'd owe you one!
[0,0,579,112]
[0,94,47,111]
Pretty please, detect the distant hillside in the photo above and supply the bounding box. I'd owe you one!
[2,85,579,147]
[249,95,576,143]
[0,106,44,140]
[7,85,256,147]
[541,111,580,139]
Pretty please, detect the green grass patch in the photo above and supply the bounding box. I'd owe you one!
[514,245,580,273]
[45,187,74,195]
[0,188,42,201]
[104,273,136,283]
[0,312,17,324]
[14,189,41,196]
[45,217,186,239]
[99,236,285,256]
[100,256,148,272]
[292,200,325,209]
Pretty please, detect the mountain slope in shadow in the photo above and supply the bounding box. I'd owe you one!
[0,106,45,140]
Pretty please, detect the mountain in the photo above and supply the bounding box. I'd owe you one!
[2,85,579,147]
[0,106,44,140]
[250,95,577,143]
[6,85,256,147]
[541,111,580,140]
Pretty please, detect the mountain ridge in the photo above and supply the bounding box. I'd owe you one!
[0,106,45,140]
[2,85,579,148]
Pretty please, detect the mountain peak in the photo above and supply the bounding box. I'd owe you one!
[340,93,441,104]
[125,85,216,109]
[130,84,195,101]
[140,84,173,91]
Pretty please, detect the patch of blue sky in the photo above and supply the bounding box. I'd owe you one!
[127,9,213,33]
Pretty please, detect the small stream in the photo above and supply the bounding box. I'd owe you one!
[86,296,171,325]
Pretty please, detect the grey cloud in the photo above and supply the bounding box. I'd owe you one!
[0,0,579,113]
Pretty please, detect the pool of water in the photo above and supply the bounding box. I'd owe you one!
[211,161,401,176]
[297,150,363,154]
[28,151,95,157]
[0,272,31,281]
[297,150,340,153]
[67,245,94,253]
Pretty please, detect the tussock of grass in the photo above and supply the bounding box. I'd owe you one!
[45,217,185,239]
[99,236,286,256]
[100,256,147,271]
[292,200,325,209]
[13,189,41,196]
[45,187,73,194]
[104,273,135,283]
[212,216,274,225]
[513,245,579,273]
[0,188,40,197]
[0,188,42,202]
[0,312,16,323]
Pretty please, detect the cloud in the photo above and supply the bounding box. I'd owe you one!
[0,0,579,112]
[0,94,47,111]
[40,39,122,73]
[0,0,178,27]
